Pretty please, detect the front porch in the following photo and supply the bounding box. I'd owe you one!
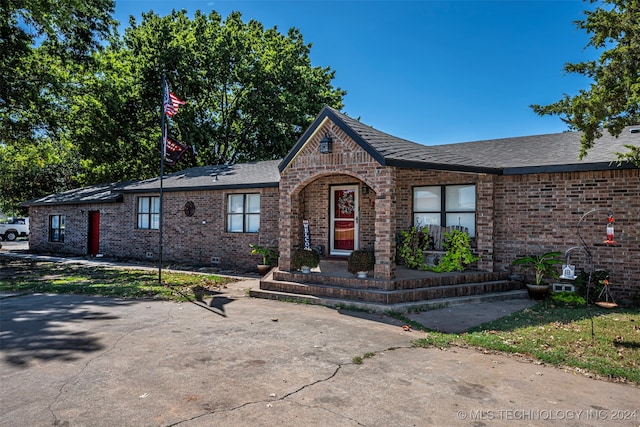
[253,259,527,312]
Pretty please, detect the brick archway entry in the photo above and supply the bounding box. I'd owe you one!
[278,173,396,280]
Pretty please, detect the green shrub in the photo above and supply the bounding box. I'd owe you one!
[573,269,609,304]
[291,248,320,269]
[551,291,586,306]
[347,250,375,273]
[397,226,431,269]
[398,227,477,272]
[432,229,479,272]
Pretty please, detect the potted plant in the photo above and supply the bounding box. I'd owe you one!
[347,249,375,278]
[291,248,320,273]
[511,251,563,300]
[250,244,278,275]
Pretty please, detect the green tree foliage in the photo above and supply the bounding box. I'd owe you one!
[0,7,345,213]
[531,0,640,165]
[89,10,345,171]
[0,0,116,214]
[67,46,160,185]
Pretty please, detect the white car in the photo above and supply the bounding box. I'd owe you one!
[0,217,29,241]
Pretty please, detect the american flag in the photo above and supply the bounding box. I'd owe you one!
[163,81,186,117]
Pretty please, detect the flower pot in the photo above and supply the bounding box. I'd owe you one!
[300,266,311,274]
[257,264,271,276]
[526,284,549,300]
[356,271,368,279]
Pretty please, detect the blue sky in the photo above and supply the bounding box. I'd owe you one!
[113,0,595,146]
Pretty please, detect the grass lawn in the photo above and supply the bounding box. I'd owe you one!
[0,257,237,301]
[410,294,640,384]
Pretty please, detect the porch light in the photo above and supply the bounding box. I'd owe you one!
[319,133,333,154]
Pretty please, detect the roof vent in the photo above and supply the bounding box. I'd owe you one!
[630,128,640,134]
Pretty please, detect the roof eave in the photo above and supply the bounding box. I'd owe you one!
[503,161,637,175]
[385,158,503,175]
[20,194,124,207]
[117,182,279,194]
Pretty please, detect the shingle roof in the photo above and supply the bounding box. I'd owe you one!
[20,161,281,206]
[425,127,640,174]
[20,181,129,207]
[20,109,639,207]
[117,160,281,193]
[281,106,639,174]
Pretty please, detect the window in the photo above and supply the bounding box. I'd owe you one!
[49,215,65,242]
[227,193,260,233]
[413,184,476,237]
[137,196,160,230]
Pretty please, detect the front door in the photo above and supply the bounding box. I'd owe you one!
[330,185,358,256]
[88,211,100,256]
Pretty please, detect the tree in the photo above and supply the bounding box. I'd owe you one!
[1,0,116,142]
[531,0,640,165]
[0,7,345,213]
[66,45,161,185]
[84,10,346,173]
[0,0,116,214]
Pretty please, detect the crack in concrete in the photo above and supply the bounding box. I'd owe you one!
[166,345,413,426]
[165,363,351,426]
[47,302,175,426]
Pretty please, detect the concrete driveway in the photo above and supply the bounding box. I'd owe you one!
[1,278,638,427]
[0,240,28,251]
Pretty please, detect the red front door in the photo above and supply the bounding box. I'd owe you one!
[88,211,100,256]
[330,185,358,255]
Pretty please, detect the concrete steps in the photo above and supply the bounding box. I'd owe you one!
[249,286,528,313]
[254,268,526,312]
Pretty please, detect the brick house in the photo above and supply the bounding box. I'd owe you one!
[22,107,640,303]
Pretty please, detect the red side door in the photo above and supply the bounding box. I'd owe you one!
[88,211,100,256]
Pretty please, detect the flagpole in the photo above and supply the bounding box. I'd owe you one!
[159,73,166,285]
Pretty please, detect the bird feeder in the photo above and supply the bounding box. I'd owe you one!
[605,215,615,244]
[595,277,618,309]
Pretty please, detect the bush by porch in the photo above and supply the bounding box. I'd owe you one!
[397,225,478,272]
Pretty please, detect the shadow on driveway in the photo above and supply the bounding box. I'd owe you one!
[0,294,136,367]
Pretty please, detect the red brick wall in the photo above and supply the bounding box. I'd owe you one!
[278,118,638,297]
[493,169,639,300]
[27,186,280,271]
[27,202,128,256]
[27,122,639,300]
